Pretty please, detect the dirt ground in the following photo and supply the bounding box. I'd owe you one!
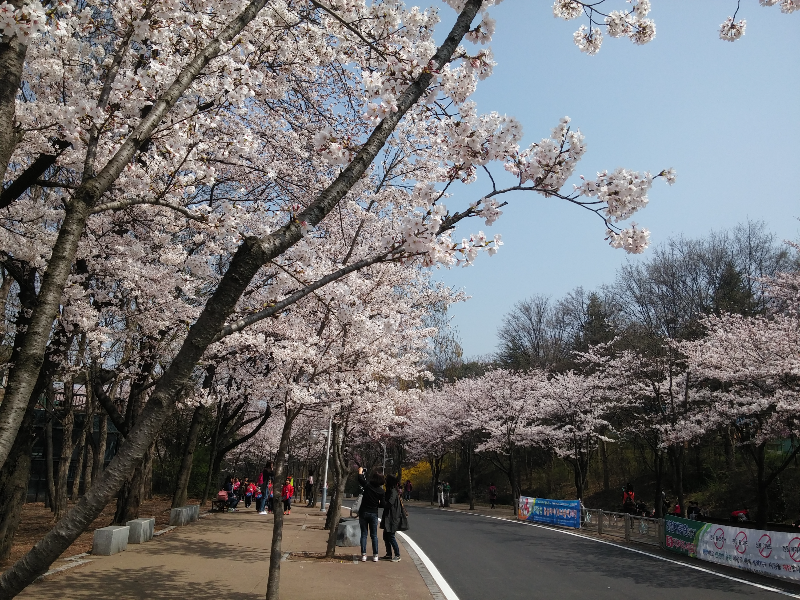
[1,495,197,569]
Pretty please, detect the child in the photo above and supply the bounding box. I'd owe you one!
[267,479,274,513]
[281,477,294,515]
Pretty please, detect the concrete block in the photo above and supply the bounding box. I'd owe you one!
[169,507,192,526]
[92,526,129,555]
[127,518,155,544]
[335,518,361,547]
[186,505,199,522]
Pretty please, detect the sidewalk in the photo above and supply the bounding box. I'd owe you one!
[15,505,436,600]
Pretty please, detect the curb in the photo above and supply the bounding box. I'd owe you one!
[397,534,448,600]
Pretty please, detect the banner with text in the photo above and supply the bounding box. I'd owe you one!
[663,515,703,557]
[518,496,581,529]
[695,522,800,582]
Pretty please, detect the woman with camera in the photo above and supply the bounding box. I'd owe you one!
[357,467,385,562]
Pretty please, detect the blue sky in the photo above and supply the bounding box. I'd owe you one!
[433,0,800,358]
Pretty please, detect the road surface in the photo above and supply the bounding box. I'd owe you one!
[401,505,800,600]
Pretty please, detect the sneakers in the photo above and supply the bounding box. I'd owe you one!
[258,511,268,515]
[361,554,367,562]
[372,555,379,562]
[381,555,392,561]
[391,556,401,562]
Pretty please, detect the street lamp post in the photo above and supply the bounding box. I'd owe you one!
[380,442,386,473]
[320,414,333,512]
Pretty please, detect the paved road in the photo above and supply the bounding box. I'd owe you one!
[402,506,800,600]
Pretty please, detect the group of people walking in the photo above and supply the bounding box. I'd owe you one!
[356,467,408,563]
[218,462,300,515]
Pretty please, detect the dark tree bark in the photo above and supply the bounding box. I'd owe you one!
[600,439,610,492]
[325,420,349,558]
[172,404,205,508]
[653,449,665,518]
[0,0,27,187]
[266,408,300,600]
[43,387,56,512]
[54,379,77,520]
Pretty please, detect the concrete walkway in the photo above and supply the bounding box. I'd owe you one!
[16,506,436,600]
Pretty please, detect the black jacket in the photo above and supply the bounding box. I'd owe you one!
[381,488,402,533]
[358,473,384,515]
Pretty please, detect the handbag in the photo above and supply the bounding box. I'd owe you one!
[350,494,363,517]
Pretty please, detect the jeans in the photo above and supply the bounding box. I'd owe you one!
[245,494,252,508]
[383,530,400,557]
[359,512,379,555]
[283,498,291,512]
[255,496,265,512]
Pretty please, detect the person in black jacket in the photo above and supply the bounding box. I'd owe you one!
[357,467,385,562]
[381,474,402,562]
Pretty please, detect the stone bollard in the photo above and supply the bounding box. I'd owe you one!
[92,525,130,555]
[127,518,155,544]
[169,507,192,526]
[187,505,199,522]
[335,518,361,547]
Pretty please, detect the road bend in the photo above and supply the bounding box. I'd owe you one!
[401,505,800,600]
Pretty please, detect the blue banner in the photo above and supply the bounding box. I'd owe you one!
[518,496,581,529]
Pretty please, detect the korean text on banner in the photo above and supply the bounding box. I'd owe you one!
[695,522,800,582]
[518,496,581,529]
[663,515,704,557]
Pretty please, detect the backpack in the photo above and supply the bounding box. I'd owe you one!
[217,491,228,501]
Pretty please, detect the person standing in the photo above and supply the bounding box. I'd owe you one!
[488,483,497,509]
[437,481,444,507]
[381,474,402,562]
[443,481,451,507]
[281,477,294,515]
[357,467,385,562]
[404,480,412,501]
[305,474,314,507]
[261,461,275,515]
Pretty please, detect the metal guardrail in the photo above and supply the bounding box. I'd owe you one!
[582,509,664,548]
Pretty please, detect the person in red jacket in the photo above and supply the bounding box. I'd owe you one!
[281,477,294,515]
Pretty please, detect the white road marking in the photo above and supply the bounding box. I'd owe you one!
[436,507,800,599]
[397,531,460,600]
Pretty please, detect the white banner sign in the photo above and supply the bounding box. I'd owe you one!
[695,522,800,581]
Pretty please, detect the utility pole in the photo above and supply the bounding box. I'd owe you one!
[320,413,332,512]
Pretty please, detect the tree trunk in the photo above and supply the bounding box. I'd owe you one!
[325,422,347,558]
[0,0,28,186]
[467,440,475,511]
[44,392,56,512]
[201,399,223,506]
[112,442,153,525]
[54,381,77,520]
[653,449,664,518]
[70,390,93,500]
[723,427,735,471]
[172,404,204,508]
[669,445,685,517]
[81,435,93,496]
[755,443,769,529]
[600,439,610,492]
[92,412,107,483]
[265,409,299,600]
[0,393,37,561]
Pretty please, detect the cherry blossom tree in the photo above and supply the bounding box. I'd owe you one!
[673,279,800,527]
